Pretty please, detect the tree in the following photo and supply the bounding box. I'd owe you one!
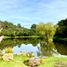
[0,21,30,36]
[30,24,37,35]
[17,24,21,28]
[36,23,58,42]
[54,18,67,38]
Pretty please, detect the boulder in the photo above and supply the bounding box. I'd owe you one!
[24,57,42,67]
[2,53,13,61]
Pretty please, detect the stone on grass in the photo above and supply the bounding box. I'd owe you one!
[2,53,13,61]
[24,57,42,67]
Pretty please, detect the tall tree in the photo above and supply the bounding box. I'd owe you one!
[31,24,37,35]
[36,23,58,42]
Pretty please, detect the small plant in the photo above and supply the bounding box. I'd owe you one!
[4,47,13,53]
[26,52,35,58]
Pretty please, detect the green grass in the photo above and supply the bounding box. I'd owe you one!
[39,57,67,67]
[0,55,29,67]
[0,55,67,67]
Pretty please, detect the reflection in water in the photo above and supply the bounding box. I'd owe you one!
[0,36,4,42]
[54,42,67,55]
[13,44,38,57]
[39,42,55,56]
[0,38,67,57]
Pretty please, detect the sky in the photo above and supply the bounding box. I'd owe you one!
[0,0,67,28]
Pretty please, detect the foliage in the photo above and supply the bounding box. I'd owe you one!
[30,24,37,35]
[4,47,13,53]
[0,20,58,41]
[0,21,30,36]
[36,23,58,42]
[54,18,67,38]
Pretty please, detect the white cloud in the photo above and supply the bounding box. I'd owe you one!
[0,0,67,28]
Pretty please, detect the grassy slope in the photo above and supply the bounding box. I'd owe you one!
[0,55,67,67]
[39,57,67,67]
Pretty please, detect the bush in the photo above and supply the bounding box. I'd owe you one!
[4,47,13,53]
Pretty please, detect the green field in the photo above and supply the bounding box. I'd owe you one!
[0,55,67,67]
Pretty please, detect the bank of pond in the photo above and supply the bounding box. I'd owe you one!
[0,54,67,67]
[0,38,67,67]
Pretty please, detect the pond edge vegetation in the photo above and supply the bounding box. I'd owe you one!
[0,18,67,67]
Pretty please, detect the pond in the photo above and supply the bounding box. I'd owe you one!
[0,38,67,57]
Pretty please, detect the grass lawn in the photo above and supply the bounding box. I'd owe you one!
[39,57,67,67]
[0,55,29,67]
[0,55,67,67]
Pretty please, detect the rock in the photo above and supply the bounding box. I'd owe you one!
[24,57,42,67]
[55,61,67,67]
[2,53,13,61]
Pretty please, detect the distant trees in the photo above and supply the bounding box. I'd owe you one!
[0,21,23,36]
[0,21,32,37]
[17,24,21,28]
[30,24,37,35]
[0,20,58,41]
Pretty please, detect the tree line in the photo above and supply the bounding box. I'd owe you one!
[0,18,67,41]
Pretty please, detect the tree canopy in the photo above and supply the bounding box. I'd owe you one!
[54,18,67,38]
[0,20,58,42]
[36,23,58,42]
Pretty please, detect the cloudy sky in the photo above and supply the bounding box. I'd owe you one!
[0,0,67,28]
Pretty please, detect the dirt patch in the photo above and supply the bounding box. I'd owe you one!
[54,61,67,67]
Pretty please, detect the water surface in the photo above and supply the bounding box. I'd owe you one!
[0,38,67,57]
